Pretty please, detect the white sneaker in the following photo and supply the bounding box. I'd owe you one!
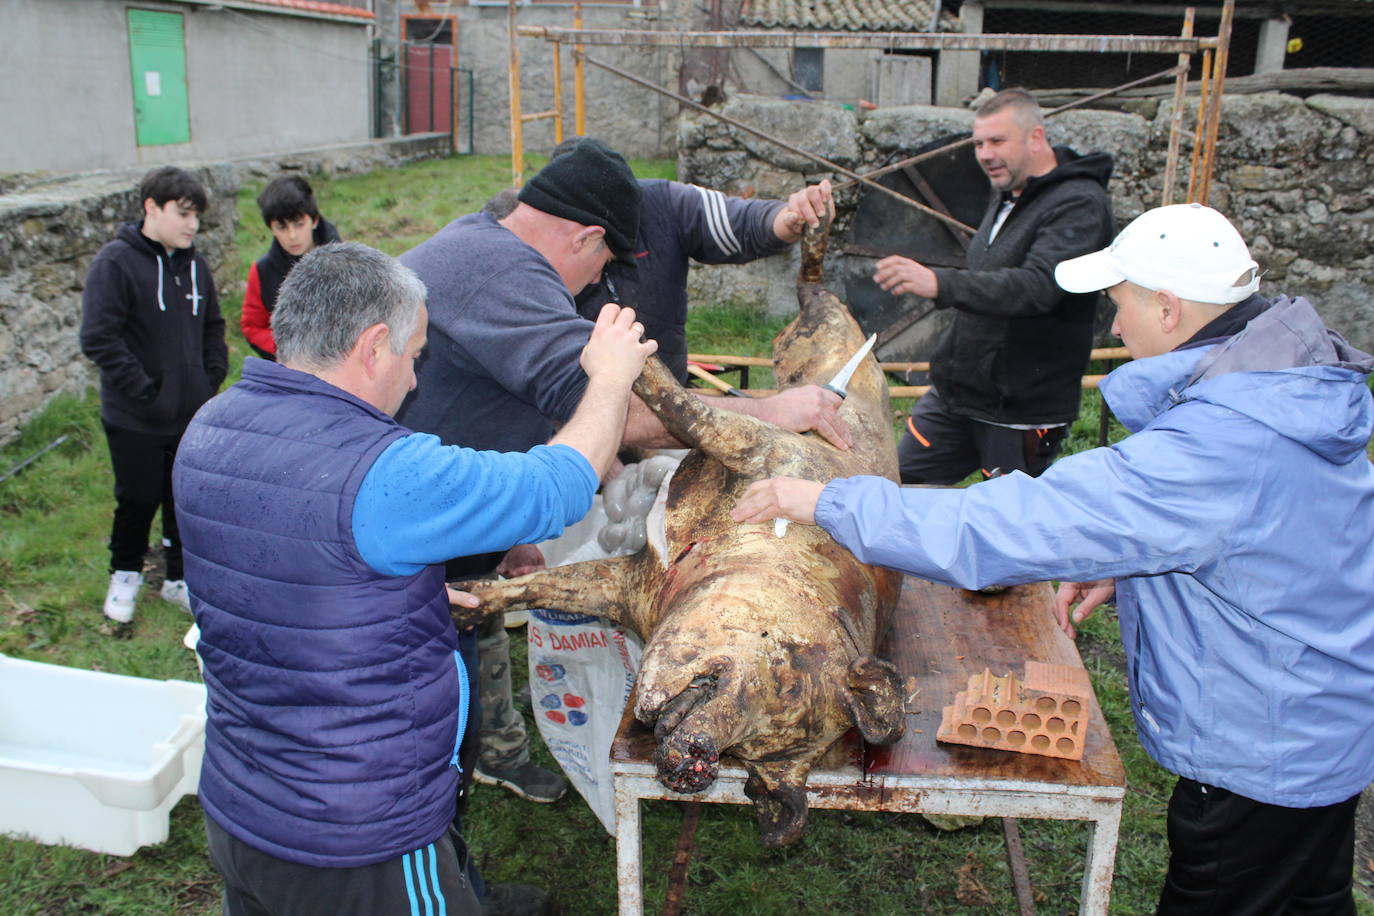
[160,579,193,613]
[103,571,143,623]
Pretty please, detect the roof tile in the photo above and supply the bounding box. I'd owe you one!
[238,0,374,20]
[739,0,956,31]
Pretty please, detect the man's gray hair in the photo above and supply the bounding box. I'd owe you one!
[273,242,425,370]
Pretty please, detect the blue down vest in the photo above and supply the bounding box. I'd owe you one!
[175,359,466,868]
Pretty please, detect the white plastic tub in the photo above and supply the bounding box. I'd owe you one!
[0,654,206,856]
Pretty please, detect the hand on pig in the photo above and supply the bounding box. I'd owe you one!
[580,303,659,389]
[732,477,826,527]
[758,386,852,450]
[773,179,834,243]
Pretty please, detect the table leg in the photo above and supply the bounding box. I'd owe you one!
[615,779,644,916]
[1079,800,1123,916]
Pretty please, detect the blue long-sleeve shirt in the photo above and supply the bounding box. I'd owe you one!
[353,434,597,577]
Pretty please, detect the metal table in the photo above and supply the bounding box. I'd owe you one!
[611,578,1126,914]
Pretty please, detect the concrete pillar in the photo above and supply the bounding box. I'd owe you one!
[1255,14,1291,74]
[936,0,983,107]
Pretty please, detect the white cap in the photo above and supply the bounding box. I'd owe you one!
[1055,203,1260,304]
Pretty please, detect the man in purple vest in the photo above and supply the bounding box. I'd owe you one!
[174,242,655,916]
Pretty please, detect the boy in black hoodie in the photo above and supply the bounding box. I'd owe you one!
[239,175,342,359]
[80,166,228,625]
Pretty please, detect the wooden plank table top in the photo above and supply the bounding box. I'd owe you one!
[611,576,1125,794]
[868,577,1125,789]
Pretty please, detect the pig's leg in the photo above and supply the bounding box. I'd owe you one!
[632,357,818,479]
[449,555,653,639]
[743,758,815,848]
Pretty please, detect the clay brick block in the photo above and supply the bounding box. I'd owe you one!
[936,662,1091,760]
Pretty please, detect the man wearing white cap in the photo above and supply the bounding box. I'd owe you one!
[733,203,1374,914]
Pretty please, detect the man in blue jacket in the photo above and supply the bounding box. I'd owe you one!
[174,242,655,916]
[734,204,1374,915]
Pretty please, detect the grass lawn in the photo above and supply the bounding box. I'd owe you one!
[2,153,1369,916]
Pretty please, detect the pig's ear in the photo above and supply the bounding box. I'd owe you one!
[843,655,905,746]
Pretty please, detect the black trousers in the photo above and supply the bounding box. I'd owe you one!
[896,390,1067,485]
[1157,777,1358,916]
[103,422,184,580]
[206,813,480,916]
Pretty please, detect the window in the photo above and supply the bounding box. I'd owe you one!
[793,47,824,93]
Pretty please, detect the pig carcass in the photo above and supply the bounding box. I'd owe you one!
[451,218,905,846]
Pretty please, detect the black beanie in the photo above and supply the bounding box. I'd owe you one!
[517,139,642,265]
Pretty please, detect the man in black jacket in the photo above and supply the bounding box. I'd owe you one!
[875,88,1115,483]
[80,166,228,626]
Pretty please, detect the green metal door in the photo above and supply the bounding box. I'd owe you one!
[127,9,190,146]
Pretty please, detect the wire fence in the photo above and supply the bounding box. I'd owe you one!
[978,4,1373,91]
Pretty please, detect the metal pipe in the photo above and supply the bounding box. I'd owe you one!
[522,27,1212,54]
[574,3,586,137]
[661,802,703,916]
[1161,8,1195,206]
[0,435,68,485]
[1002,817,1038,916]
[578,52,976,233]
[450,61,461,154]
[392,0,402,136]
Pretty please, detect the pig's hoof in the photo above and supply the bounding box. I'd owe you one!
[654,733,721,794]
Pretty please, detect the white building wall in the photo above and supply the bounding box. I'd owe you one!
[0,0,372,174]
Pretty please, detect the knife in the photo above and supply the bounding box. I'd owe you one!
[821,334,877,400]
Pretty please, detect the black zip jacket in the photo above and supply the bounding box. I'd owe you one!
[929,147,1115,425]
[574,179,787,382]
[80,221,228,435]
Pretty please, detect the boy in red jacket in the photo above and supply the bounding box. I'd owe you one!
[240,175,342,359]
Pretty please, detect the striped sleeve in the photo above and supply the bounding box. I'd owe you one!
[668,181,789,265]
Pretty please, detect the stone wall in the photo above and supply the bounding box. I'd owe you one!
[678,91,1374,358]
[0,134,452,446]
